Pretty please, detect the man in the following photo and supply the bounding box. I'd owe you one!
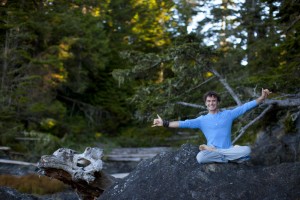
[152,88,271,164]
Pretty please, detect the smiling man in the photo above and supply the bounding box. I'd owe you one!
[152,88,271,164]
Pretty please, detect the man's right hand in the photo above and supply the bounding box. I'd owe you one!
[152,114,163,127]
[256,88,272,104]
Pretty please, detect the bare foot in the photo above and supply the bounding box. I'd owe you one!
[199,144,216,151]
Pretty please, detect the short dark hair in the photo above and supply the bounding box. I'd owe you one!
[203,91,221,103]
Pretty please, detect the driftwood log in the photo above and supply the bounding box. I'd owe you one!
[37,147,115,200]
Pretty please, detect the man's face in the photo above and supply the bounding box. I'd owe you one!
[205,96,218,113]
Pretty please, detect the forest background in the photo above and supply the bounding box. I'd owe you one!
[0,0,299,162]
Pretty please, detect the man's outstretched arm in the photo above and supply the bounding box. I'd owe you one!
[152,114,179,128]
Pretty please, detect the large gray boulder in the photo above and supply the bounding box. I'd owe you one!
[99,144,300,200]
[251,123,300,166]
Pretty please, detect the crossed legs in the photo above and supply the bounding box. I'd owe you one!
[196,145,251,164]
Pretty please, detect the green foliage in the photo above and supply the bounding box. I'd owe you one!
[28,101,66,119]
[113,35,219,122]
[0,0,299,158]
[0,122,23,146]
[63,115,89,135]
[283,112,298,134]
[0,107,24,151]
[17,131,61,160]
[114,126,173,147]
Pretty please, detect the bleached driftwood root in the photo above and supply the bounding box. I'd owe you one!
[37,147,115,200]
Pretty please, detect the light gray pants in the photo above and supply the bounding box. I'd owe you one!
[196,145,251,164]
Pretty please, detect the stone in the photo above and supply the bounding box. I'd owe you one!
[0,186,39,200]
[98,144,300,200]
[251,123,300,166]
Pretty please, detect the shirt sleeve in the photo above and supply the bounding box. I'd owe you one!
[178,116,202,129]
[229,100,258,120]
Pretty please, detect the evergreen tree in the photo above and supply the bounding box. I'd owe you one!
[0,0,197,149]
[0,1,111,139]
[270,0,300,92]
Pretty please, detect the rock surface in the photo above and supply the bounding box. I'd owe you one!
[251,124,300,166]
[99,144,300,200]
[0,186,78,200]
[2,117,300,200]
[0,186,39,200]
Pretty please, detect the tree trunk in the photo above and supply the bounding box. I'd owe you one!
[1,29,9,90]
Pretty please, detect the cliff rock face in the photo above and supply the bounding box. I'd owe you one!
[99,144,300,200]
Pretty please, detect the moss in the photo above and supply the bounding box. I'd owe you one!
[0,174,67,195]
[284,112,298,134]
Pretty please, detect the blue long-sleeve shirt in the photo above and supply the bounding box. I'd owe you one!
[179,100,258,149]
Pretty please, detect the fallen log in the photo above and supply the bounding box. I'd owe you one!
[0,146,11,151]
[105,147,173,162]
[264,98,300,107]
[0,159,36,166]
[105,154,156,162]
[37,147,115,200]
